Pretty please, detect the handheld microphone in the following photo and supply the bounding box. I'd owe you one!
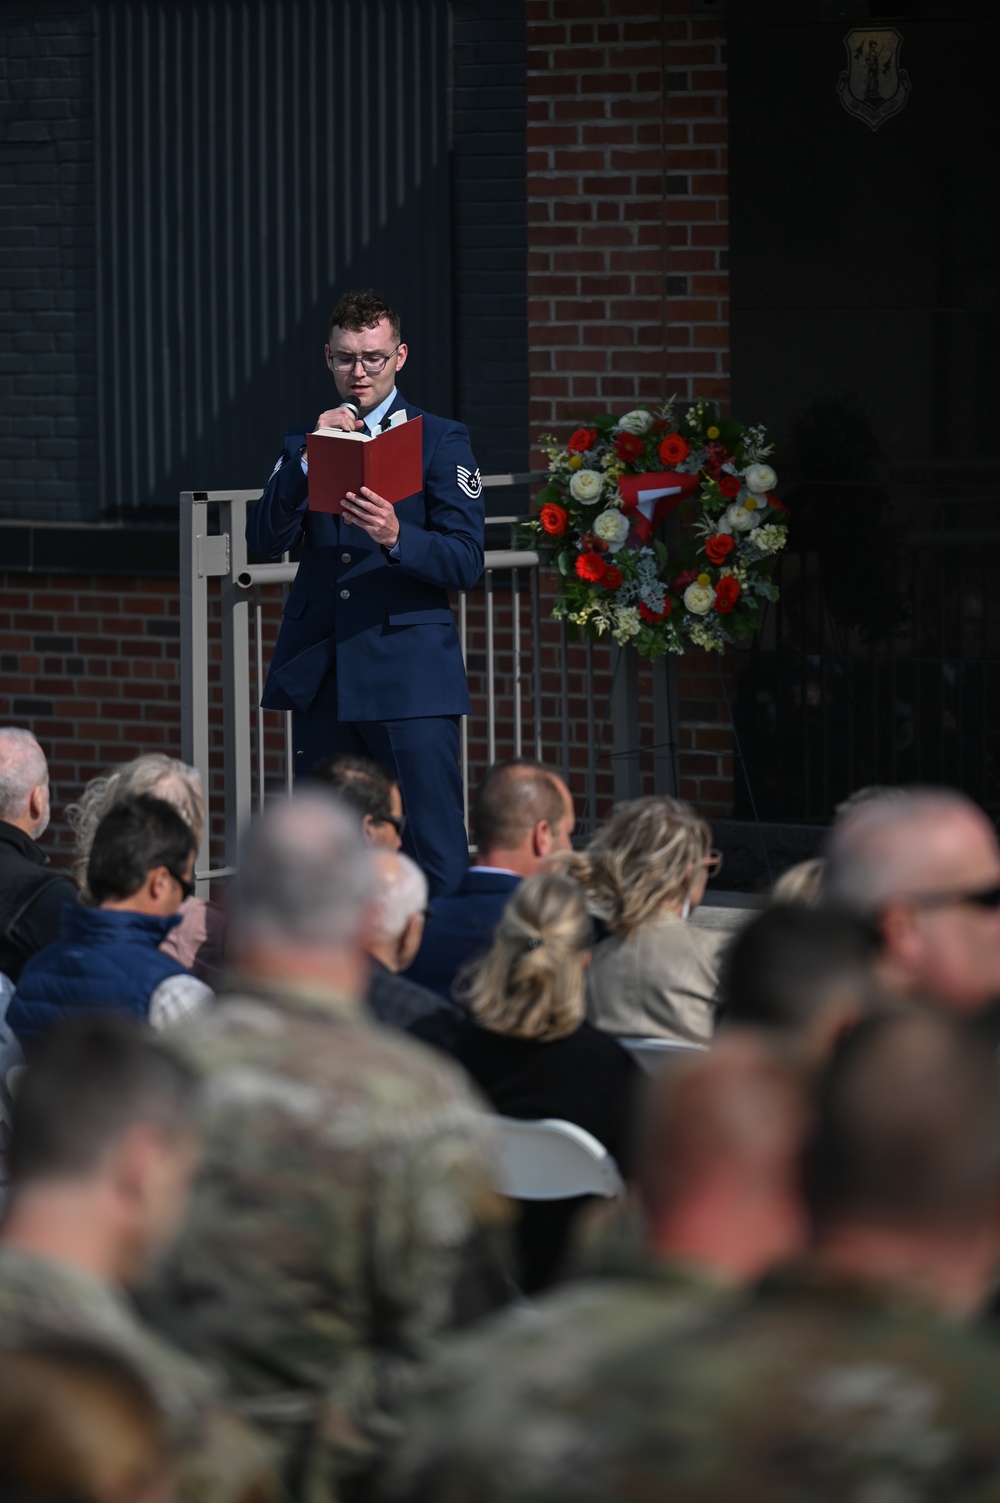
[340,397,361,423]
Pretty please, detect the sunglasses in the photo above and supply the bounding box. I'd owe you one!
[170,871,196,902]
[379,813,407,838]
[903,883,1000,912]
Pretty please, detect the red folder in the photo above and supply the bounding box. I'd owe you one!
[306,416,423,514]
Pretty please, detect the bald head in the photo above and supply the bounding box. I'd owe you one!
[824,790,1000,1013]
[0,728,50,838]
[471,760,575,874]
[638,1033,809,1282]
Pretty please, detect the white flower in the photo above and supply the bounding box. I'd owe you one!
[745,463,777,493]
[617,409,653,435]
[684,581,715,615]
[592,508,631,553]
[613,606,641,642]
[725,501,758,533]
[751,524,787,555]
[569,469,603,503]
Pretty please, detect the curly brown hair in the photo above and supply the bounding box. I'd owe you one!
[327,288,401,342]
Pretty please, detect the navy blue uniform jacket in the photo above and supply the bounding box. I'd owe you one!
[246,392,484,723]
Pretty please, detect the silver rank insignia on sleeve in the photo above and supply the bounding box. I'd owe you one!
[457,464,483,499]
[269,454,284,478]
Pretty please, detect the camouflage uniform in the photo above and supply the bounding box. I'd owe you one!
[140,978,510,1503]
[380,1263,1000,1503]
[0,1244,280,1503]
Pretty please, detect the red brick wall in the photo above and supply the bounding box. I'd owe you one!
[526,0,734,818]
[0,573,183,870]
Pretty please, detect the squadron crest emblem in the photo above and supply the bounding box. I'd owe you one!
[837,27,911,132]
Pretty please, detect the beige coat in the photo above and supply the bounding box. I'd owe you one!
[585,910,727,1042]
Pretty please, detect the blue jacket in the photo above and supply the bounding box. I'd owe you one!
[246,392,484,722]
[7,905,187,1047]
[405,869,521,1003]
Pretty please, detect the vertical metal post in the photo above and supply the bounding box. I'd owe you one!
[253,589,266,812]
[585,636,596,838]
[512,568,523,757]
[219,497,253,881]
[531,569,543,763]
[610,644,641,803]
[486,568,496,766]
[460,589,469,833]
[179,492,212,893]
[652,655,680,796]
[560,621,570,785]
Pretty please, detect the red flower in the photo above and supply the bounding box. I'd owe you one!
[539,503,568,537]
[602,565,623,590]
[567,427,596,454]
[714,576,740,614]
[672,568,698,594]
[575,552,608,583]
[701,441,729,482]
[579,533,609,554]
[718,476,742,500]
[658,433,690,465]
[639,600,673,623]
[614,432,644,464]
[705,532,735,565]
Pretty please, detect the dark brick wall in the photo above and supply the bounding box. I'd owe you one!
[0,3,96,520]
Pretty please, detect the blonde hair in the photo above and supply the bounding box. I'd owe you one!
[67,754,204,892]
[771,857,825,907]
[457,872,592,1043]
[0,1341,172,1503]
[564,795,712,936]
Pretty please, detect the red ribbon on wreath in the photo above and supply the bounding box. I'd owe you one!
[617,470,702,542]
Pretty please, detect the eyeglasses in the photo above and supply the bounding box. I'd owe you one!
[379,813,407,838]
[170,871,196,902]
[328,344,400,374]
[901,883,1000,912]
[703,848,723,876]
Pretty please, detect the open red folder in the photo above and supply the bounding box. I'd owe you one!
[306,415,423,514]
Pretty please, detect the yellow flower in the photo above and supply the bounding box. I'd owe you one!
[697,573,711,587]
[707,425,720,440]
[743,497,757,511]
[569,454,584,470]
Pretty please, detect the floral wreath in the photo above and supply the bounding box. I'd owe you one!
[518,400,788,658]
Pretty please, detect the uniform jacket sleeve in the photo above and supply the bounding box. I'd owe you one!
[388,418,484,592]
[245,430,309,560]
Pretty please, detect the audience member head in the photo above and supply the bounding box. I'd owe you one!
[636,1033,809,1284]
[3,1017,201,1287]
[307,754,404,851]
[366,851,429,973]
[458,872,591,1043]
[567,795,715,936]
[770,857,824,907]
[470,760,575,874]
[67,754,205,894]
[717,905,882,1061]
[0,1341,174,1503]
[0,728,52,842]
[806,1012,1000,1316]
[228,791,376,996]
[86,796,197,917]
[823,787,1000,1014]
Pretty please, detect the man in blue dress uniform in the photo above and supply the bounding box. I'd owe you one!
[246,290,484,897]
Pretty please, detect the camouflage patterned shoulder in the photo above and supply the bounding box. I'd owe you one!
[381,1275,1000,1503]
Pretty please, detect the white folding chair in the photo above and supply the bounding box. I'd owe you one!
[617,1036,708,1075]
[488,1116,625,1201]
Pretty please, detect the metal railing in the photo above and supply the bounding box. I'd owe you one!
[180,481,680,891]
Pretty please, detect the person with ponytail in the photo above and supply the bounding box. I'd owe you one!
[567,796,726,1044]
[453,872,638,1290]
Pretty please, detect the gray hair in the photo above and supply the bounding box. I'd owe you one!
[66,754,205,891]
[369,851,428,943]
[823,788,992,916]
[231,791,376,949]
[0,728,48,823]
